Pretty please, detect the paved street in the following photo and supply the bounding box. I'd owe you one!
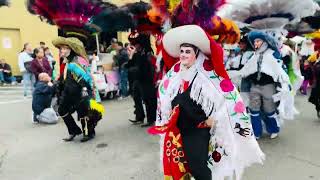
[0,86,320,180]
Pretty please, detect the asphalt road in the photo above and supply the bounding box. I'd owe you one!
[0,85,319,180]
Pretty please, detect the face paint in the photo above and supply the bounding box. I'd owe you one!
[179,46,197,68]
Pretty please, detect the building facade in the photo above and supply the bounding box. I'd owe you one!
[0,1,59,76]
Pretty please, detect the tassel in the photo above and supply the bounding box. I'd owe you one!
[190,75,215,116]
[90,99,105,114]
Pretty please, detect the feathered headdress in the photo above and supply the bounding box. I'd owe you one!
[147,0,240,43]
[285,1,320,37]
[220,0,319,30]
[26,0,116,38]
[89,1,162,35]
[0,0,9,7]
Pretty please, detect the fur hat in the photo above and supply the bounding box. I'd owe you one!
[248,30,280,58]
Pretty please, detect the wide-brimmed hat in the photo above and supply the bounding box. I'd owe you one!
[163,25,211,58]
[162,25,229,79]
[52,37,87,59]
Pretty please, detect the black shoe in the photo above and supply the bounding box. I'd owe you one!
[317,111,320,118]
[33,118,40,124]
[129,119,144,124]
[80,135,94,143]
[63,134,78,142]
[141,122,154,127]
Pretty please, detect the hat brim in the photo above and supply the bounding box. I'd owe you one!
[163,25,211,58]
[52,37,87,59]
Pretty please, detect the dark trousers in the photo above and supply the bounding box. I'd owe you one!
[119,69,129,97]
[59,105,96,137]
[182,129,211,180]
[132,83,145,120]
[309,86,320,112]
[58,89,95,137]
[132,81,157,123]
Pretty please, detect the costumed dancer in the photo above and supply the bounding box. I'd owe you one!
[280,43,304,96]
[52,37,104,142]
[127,32,157,127]
[226,35,254,107]
[221,0,319,139]
[229,31,292,139]
[308,38,320,118]
[299,39,315,61]
[149,25,264,180]
[140,1,264,179]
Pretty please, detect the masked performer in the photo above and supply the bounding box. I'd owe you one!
[308,38,320,117]
[149,25,264,180]
[229,31,293,139]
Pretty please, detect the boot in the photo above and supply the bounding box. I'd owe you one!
[250,110,262,139]
[80,135,94,143]
[264,112,280,138]
[129,119,144,124]
[63,134,79,142]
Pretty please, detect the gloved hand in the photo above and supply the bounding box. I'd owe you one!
[81,87,89,98]
[272,85,290,102]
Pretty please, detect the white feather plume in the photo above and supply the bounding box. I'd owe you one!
[219,0,319,29]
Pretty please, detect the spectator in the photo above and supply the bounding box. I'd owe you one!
[90,51,99,73]
[114,42,129,98]
[40,41,46,49]
[106,38,118,54]
[32,72,58,124]
[124,42,129,48]
[99,44,106,53]
[44,47,55,68]
[44,47,57,80]
[0,59,16,85]
[31,47,52,82]
[18,43,35,97]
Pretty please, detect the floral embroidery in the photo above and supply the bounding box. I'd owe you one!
[164,79,170,89]
[234,101,246,113]
[220,79,234,92]
[203,59,214,71]
[174,63,180,72]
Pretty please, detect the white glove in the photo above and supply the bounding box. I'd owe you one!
[81,87,89,98]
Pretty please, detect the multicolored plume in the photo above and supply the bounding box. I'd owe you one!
[147,0,240,43]
[149,0,226,29]
[26,0,116,34]
[89,1,162,34]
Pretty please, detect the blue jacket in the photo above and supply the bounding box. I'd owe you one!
[32,81,55,115]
